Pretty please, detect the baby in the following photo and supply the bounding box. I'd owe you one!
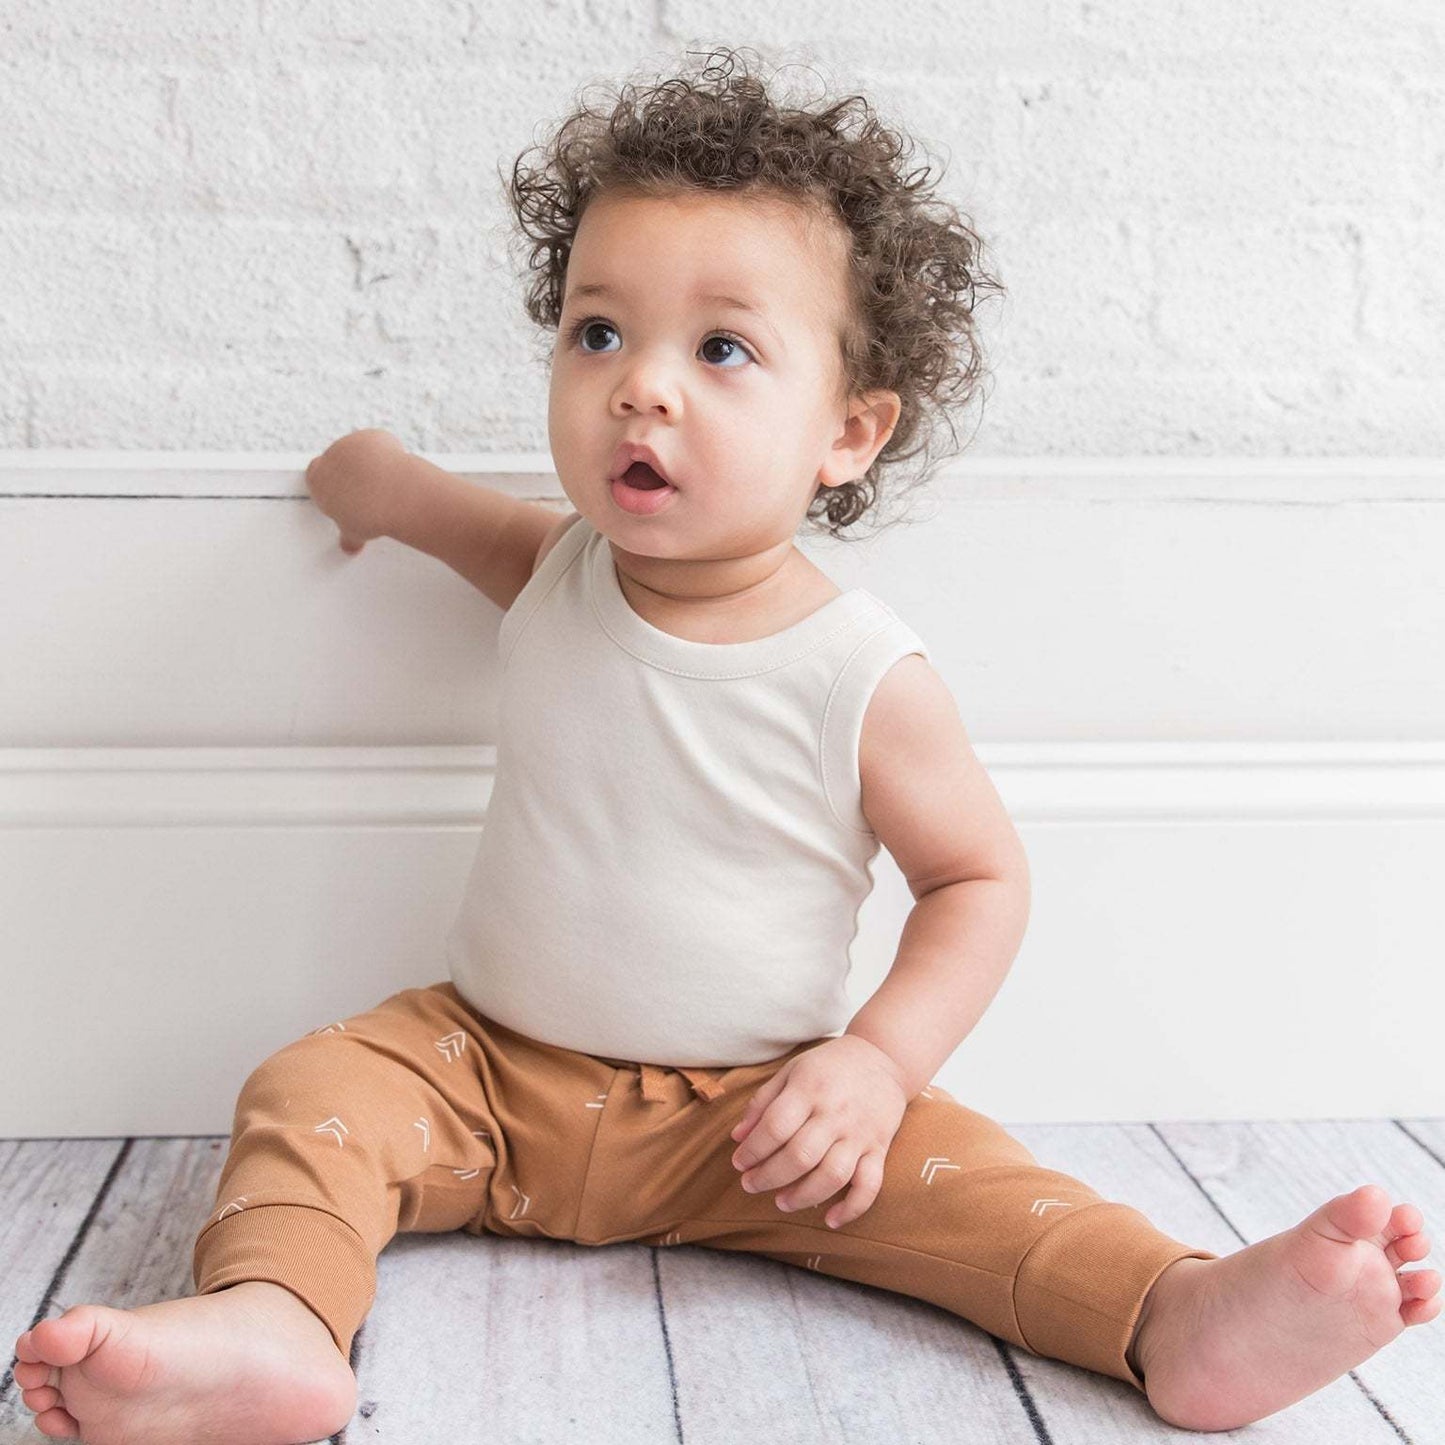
[12,44,1438,1444]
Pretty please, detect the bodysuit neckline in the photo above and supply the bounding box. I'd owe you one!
[584,520,879,678]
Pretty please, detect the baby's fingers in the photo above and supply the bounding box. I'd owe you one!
[730,1066,792,1157]
[824,1149,886,1230]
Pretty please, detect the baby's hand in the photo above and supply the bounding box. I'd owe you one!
[730,1035,909,1229]
[304,427,411,554]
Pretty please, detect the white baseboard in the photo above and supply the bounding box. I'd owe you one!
[2,454,1442,1134]
[1,741,1441,1136]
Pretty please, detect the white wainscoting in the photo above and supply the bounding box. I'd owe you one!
[2,453,1442,1136]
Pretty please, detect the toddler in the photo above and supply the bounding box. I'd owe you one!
[12,44,1438,1443]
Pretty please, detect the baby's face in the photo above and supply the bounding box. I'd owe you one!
[547,188,866,559]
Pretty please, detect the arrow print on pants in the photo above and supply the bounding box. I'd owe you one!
[315,1117,349,1148]
[435,1031,466,1062]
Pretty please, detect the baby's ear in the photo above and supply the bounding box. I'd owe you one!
[827,387,901,481]
[858,388,902,444]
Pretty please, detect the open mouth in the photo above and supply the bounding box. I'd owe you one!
[610,460,678,514]
[620,461,669,490]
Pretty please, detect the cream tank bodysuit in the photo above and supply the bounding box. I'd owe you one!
[445,512,932,1066]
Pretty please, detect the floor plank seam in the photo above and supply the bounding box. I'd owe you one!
[1349,1365,1416,1445]
[990,1332,1056,1443]
[1393,1119,1445,1171]
[1144,1121,1248,1246]
[649,1247,686,1443]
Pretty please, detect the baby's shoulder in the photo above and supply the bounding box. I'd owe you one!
[860,651,951,752]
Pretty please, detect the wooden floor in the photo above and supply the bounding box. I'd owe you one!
[1,1118,1442,1443]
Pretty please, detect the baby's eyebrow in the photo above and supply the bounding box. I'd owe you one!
[571,280,762,311]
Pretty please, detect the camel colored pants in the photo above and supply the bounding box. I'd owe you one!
[192,982,1218,1392]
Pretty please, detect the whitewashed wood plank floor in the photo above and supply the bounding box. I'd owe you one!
[1,1119,1441,1444]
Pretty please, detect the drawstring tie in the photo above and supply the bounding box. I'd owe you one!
[638,1061,726,1104]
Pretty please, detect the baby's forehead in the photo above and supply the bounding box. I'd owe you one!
[580,186,842,258]
[569,191,849,330]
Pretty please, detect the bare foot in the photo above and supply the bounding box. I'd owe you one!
[1129,1184,1441,1431]
[10,1281,357,1444]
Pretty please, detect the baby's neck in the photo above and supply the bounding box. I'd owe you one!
[609,542,842,645]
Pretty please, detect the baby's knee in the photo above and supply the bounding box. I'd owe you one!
[234,1032,352,1112]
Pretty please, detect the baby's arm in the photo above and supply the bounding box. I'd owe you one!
[730,661,1029,1224]
[842,654,1031,1098]
[382,452,564,613]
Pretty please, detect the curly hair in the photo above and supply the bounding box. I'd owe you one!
[497,44,1005,538]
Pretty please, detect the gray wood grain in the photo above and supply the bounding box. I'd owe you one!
[654,1233,1043,1443]
[1,1123,1440,1444]
[358,1234,685,1443]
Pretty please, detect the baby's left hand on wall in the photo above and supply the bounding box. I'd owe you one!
[729,1036,909,1229]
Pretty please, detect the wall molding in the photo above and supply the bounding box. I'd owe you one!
[2,450,1442,502]
[3,741,1445,830]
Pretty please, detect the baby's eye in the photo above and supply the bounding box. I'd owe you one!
[566,317,754,368]
[699,333,751,368]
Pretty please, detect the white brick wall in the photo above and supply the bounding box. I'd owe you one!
[0,3,1440,452]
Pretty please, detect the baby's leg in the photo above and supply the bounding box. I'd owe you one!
[669,1080,1438,1432]
[692,1084,1220,1390]
[11,983,499,1445]
[573,1061,1219,1394]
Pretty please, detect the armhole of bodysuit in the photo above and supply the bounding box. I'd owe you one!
[497,511,590,670]
[819,608,933,835]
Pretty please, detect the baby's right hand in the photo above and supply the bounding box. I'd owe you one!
[304,427,411,554]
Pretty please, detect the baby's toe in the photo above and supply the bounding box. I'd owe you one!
[1386,1230,1432,1268]
[23,1383,62,1414]
[12,1357,52,1389]
[1388,1202,1423,1236]
[1401,1293,1443,1328]
[32,1403,81,1438]
[1399,1267,1441,1301]
[1327,1183,1394,1241]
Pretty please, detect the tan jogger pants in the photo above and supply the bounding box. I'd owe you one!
[192,982,1218,1392]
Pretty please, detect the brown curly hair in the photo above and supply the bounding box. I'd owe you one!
[497,44,1005,538]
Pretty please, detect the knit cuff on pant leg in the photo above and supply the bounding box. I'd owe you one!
[192,1202,376,1360]
[1012,1200,1220,1393]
